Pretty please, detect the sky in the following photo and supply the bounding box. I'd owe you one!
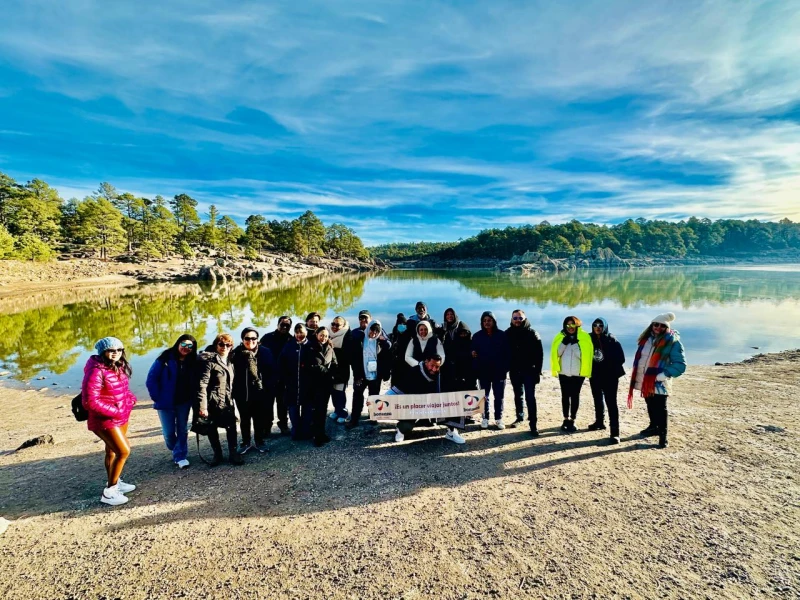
[1,0,799,246]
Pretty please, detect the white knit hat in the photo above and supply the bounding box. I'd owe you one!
[651,312,676,326]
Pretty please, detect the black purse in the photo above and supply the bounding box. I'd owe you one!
[190,416,214,436]
[71,393,88,422]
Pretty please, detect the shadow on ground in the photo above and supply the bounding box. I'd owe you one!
[0,420,650,525]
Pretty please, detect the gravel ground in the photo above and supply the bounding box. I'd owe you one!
[1,351,798,599]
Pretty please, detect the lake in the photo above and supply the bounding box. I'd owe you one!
[2,266,799,397]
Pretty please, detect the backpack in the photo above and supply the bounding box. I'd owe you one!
[71,393,88,422]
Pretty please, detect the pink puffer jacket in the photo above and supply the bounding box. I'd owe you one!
[81,355,137,432]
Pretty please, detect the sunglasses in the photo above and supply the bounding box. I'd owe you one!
[179,341,194,348]
[592,323,603,328]
[358,316,369,321]
[330,323,341,328]
[512,316,524,321]
[107,348,123,353]
[217,342,233,348]
[565,323,576,328]
[243,336,258,341]
[652,323,667,328]
[279,323,291,328]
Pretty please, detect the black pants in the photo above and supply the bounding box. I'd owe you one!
[645,395,668,443]
[510,370,538,425]
[207,425,237,459]
[266,386,288,429]
[236,397,266,445]
[351,379,382,424]
[558,375,584,420]
[589,377,620,437]
[311,390,331,441]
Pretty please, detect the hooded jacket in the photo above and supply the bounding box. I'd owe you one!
[351,320,391,382]
[82,355,137,432]
[308,338,338,401]
[405,320,445,367]
[442,321,478,392]
[551,325,593,378]
[195,351,236,427]
[589,318,626,380]
[505,317,544,383]
[471,311,511,380]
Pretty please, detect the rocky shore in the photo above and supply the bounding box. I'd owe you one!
[403,248,800,273]
[0,252,387,297]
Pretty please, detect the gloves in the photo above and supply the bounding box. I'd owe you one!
[656,372,667,382]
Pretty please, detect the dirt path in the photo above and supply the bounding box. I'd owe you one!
[1,351,798,599]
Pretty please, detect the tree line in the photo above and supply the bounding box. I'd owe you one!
[0,172,369,262]
[370,218,800,261]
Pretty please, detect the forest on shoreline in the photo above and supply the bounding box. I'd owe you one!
[0,172,369,263]
[371,217,800,262]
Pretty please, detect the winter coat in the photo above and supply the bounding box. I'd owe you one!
[632,331,686,396]
[390,328,413,389]
[279,339,315,407]
[471,311,511,381]
[398,362,441,395]
[81,355,137,432]
[442,322,477,392]
[330,329,353,386]
[505,319,544,383]
[589,318,625,381]
[405,320,445,367]
[230,344,276,407]
[351,330,391,382]
[146,351,197,410]
[551,329,593,378]
[195,352,236,428]
[260,330,292,362]
[308,340,338,403]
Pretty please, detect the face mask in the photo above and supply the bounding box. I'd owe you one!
[397,324,407,333]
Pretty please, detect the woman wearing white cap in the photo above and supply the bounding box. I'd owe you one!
[628,313,686,448]
[81,337,137,506]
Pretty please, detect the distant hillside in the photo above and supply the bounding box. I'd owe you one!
[370,218,800,261]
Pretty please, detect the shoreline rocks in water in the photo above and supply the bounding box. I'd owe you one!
[401,248,800,272]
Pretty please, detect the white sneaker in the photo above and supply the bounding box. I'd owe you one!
[481,418,489,429]
[336,417,347,424]
[100,485,129,506]
[495,420,505,430]
[176,459,190,469]
[445,429,466,444]
[394,429,405,443]
[328,411,338,420]
[117,479,136,493]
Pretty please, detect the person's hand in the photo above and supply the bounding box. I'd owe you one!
[471,351,478,358]
[199,410,208,418]
[656,373,667,382]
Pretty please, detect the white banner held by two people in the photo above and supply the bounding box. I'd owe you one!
[367,390,486,422]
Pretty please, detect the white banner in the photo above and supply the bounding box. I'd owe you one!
[367,390,485,421]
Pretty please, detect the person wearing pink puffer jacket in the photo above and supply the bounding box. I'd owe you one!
[81,337,137,506]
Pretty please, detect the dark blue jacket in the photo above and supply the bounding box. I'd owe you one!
[471,311,511,381]
[146,353,196,410]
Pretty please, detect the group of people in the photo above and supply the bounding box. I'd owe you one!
[80,302,686,506]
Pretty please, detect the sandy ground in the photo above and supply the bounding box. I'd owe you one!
[0,351,798,600]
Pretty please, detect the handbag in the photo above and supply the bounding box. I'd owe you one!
[71,393,88,422]
[190,416,214,436]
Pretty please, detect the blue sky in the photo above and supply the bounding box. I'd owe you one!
[1,1,799,245]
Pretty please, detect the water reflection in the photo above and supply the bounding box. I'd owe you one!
[1,267,798,393]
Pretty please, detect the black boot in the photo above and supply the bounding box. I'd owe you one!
[587,421,606,431]
[640,424,659,437]
[208,436,223,467]
[560,418,570,431]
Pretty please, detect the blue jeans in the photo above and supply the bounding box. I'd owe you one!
[331,387,348,418]
[157,403,191,462]
[480,378,506,420]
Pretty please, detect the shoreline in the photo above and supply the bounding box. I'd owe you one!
[0,349,797,599]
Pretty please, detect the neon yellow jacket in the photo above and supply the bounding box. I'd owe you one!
[550,329,593,377]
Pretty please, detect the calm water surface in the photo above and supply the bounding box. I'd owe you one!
[2,266,799,397]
